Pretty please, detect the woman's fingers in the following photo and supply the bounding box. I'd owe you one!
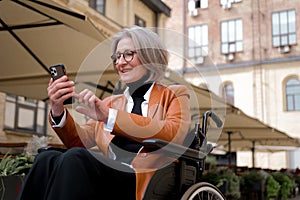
[75,89,108,122]
[78,89,96,105]
[48,76,74,96]
[75,106,89,116]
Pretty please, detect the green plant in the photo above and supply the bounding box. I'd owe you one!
[201,171,221,186]
[240,169,265,196]
[0,153,34,176]
[265,175,280,199]
[218,169,240,199]
[294,174,300,185]
[205,155,217,165]
[202,169,240,199]
[271,172,292,200]
[240,170,264,188]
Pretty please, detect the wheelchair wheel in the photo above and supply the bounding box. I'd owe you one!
[181,182,225,200]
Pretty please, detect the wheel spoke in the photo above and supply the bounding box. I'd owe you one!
[182,182,225,200]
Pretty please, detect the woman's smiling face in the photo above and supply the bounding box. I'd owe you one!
[114,37,148,84]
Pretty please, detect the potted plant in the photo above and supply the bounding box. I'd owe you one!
[201,170,221,186]
[240,169,265,200]
[271,172,292,200]
[218,169,241,200]
[265,175,280,200]
[202,169,240,199]
[0,153,34,200]
[204,155,217,171]
[294,175,300,196]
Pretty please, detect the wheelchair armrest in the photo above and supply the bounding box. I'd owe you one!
[142,139,207,161]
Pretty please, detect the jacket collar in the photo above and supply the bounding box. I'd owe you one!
[110,83,165,118]
[123,82,154,104]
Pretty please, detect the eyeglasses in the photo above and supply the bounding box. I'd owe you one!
[111,50,136,64]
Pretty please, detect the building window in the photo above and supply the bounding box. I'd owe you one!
[188,0,208,16]
[222,83,234,105]
[272,10,296,47]
[4,94,48,135]
[188,24,208,65]
[221,19,243,54]
[195,0,208,9]
[89,0,105,14]
[286,78,300,111]
[135,15,146,27]
[188,0,208,9]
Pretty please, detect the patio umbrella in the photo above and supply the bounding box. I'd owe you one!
[0,0,106,100]
[214,108,300,166]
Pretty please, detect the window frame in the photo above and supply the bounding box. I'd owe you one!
[195,0,208,9]
[221,18,243,55]
[188,24,209,65]
[285,77,300,111]
[4,94,48,135]
[88,0,106,15]
[272,9,296,47]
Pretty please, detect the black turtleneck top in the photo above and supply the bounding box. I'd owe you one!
[111,72,153,164]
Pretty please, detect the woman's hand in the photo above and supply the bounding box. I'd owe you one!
[47,75,75,117]
[75,89,109,123]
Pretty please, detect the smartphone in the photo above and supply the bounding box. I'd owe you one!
[49,63,67,81]
[49,64,74,105]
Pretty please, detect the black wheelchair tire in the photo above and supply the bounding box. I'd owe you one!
[181,182,226,200]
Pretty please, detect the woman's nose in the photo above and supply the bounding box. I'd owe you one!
[115,63,126,73]
[115,56,127,66]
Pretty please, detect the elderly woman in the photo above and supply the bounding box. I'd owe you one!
[18,26,191,200]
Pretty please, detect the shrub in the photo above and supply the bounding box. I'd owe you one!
[271,172,292,200]
[0,153,34,176]
[265,175,280,199]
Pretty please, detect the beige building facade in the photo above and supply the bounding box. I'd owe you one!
[163,0,300,169]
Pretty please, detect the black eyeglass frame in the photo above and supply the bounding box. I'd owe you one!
[111,50,137,64]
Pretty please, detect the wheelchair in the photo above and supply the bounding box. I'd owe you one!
[142,110,226,200]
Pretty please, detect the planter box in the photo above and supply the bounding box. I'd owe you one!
[0,176,24,200]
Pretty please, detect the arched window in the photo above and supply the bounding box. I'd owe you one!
[222,83,234,105]
[286,78,300,111]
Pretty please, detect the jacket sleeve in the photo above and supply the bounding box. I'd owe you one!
[48,94,120,149]
[49,109,99,149]
[112,84,191,145]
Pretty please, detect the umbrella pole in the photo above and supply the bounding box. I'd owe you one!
[227,131,232,165]
[251,141,255,168]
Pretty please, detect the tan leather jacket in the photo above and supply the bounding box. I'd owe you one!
[50,83,191,200]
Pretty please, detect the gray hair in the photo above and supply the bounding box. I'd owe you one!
[111,26,169,82]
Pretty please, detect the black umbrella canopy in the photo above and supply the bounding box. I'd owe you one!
[0,0,106,100]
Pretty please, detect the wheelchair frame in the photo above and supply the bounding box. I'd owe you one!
[142,110,226,200]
